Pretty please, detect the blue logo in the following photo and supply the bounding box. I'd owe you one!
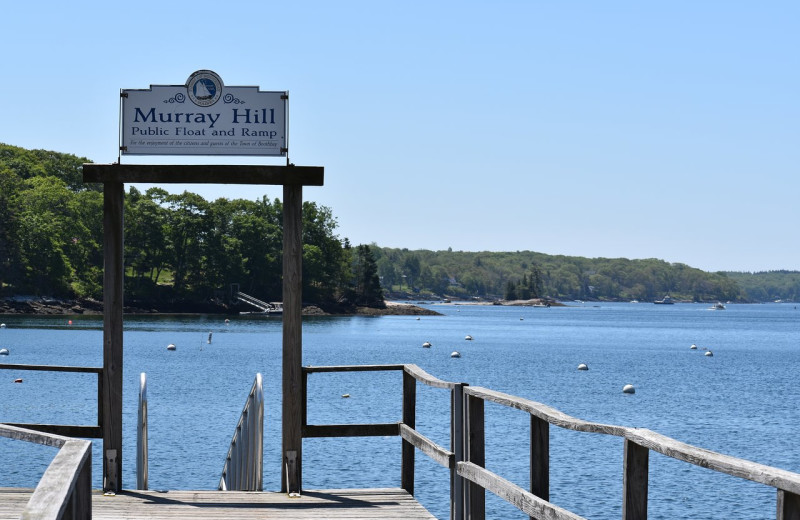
[186,70,223,107]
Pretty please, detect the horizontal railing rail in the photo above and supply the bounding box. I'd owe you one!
[0,363,103,438]
[302,364,465,519]
[461,385,800,520]
[0,423,92,520]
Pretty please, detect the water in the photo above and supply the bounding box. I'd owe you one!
[1,302,798,519]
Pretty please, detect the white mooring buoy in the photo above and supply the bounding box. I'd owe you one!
[167,343,176,351]
[622,384,636,394]
[465,335,473,341]
[451,351,461,358]
[690,344,697,350]
[422,342,432,348]
[0,348,9,356]
[705,351,714,357]
[0,323,6,328]
[577,363,588,371]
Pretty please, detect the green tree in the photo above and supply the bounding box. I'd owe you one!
[349,244,384,306]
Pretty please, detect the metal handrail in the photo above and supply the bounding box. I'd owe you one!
[219,373,264,491]
[137,372,148,490]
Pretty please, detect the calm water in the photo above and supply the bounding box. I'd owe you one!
[1,302,798,519]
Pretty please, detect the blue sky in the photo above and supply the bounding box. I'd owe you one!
[2,1,797,272]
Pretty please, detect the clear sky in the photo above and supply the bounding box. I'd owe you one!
[2,1,797,273]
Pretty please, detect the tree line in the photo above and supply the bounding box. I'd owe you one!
[0,143,383,309]
[372,248,798,303]
[1,143,797,306]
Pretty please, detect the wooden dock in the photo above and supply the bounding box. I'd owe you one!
[0,488,436,520]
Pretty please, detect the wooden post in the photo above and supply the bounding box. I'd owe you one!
[623,438,649,520]
[530,414,549,508]
[282,184,303,494]
[401,369,416,495]
[102,181,124,492]
[73,446,92,519]
[451,383,466,520]
[778,490,800,520]
[466,394,485,520]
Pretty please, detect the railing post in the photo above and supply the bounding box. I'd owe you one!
[137,372,148,490]
[777,489,800,520]
[102,180,124,492]
[451,383,467,520]
[73,445,92,520]
[623,438,649,520]
[466,393,485,520]
[402,369,417,495]
[530,414,549,509]
[282,183,303,494]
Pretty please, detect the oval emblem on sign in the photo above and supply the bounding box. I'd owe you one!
[186,70,223,107]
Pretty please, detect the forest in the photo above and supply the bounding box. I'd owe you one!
[0,143,382,311]
[1,143,797,308]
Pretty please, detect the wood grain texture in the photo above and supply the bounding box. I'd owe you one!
[102,181,124,492]
[625,428,800,495]
[282,184,303,494]
[457,462,587,520]
[404,364,459,389]
[22,439,92,520]
[83,164,324,186]
[399,423,454,469]
[464,386,626,436]
[2,488,436,520]
[622,439,649,520]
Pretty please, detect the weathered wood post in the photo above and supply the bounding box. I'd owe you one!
[451,383,467,520]
[466,393,485,520]
[623,438,649,520]
[282,183,303,494]
[530,414,550,511]
[778,490,800,520]
[402,369,417,494]
[102,181,124,492]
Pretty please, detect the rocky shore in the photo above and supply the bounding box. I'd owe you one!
[0,297,441,317]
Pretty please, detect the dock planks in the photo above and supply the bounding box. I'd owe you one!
[0,488,437,519]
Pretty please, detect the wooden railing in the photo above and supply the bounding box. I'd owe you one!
[303,364,800,520]
[302,364,466,519]
[460,385,800,520]
[0,423,92,520]
[0,363,103,438]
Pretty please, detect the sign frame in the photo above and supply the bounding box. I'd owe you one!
[120,70,288,157]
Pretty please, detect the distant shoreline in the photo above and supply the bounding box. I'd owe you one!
[0,297,442,317]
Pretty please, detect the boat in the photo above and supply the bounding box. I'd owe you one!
[654,296,675,304]
[711,302,726,310]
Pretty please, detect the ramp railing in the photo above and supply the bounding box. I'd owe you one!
[219,373,264,491]
[137,372,148,490]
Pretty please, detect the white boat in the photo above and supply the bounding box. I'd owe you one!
[654,296,674,304]
[711,302,726,310]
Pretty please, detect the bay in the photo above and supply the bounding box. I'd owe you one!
[0,302,798,519]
